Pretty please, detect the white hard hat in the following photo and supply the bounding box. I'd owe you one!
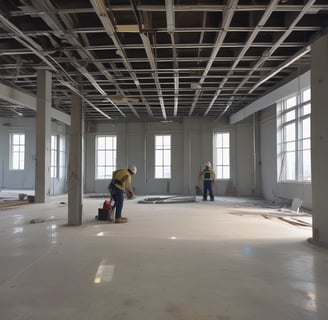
[128,165,137,174]
[205,162,211,167]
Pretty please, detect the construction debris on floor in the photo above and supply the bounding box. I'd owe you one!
[139,196,196,204]
[0,199,29,210]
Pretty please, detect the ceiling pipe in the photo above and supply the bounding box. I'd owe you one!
[165,0,175,33]
[166,0,179,117]
[249,45,311,94]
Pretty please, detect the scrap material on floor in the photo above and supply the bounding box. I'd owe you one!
[138,195,196,204]
[0,199,29,210]
[0,189,36,210]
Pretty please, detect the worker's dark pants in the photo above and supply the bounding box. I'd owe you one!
[203,180,214,201]
[112,187,124,219]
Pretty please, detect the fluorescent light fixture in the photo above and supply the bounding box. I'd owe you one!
[116,25,140,33]
[110,95,139,104]
[249,46,311,94]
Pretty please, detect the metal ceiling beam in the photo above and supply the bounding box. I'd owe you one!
[30,0,128,119]
[90,0,151,118]
[249,45,311,94]
[9,4,328,15]
[0,4,115,121]
[166,0,179,117]
[234,0,316,96]
[140,33,167,119]
[0,0,326,121]
[0,82,71,125]
[189,0,238,116]
[205,0,280,118]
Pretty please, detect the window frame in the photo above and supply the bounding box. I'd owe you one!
[50,135,59,179]
[154,134,171,179]
[95,135,117,180]
[277,87,311,182]
[214,131,230,180]
[9,132,25,171]
[58,135,66,178]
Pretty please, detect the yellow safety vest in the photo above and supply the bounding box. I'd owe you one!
[112,169,131,191]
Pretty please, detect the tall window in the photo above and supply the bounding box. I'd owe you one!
[58,135,66,178]
[155,135,171,178]
[96,135,116,179]
[9,132,25,170]
[51,135,58,178]
[214,132,230,179]
[277,88,311,182]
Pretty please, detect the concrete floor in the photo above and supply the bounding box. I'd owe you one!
[0,195,327,320]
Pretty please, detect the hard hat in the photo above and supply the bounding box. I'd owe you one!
[205,162,211,167]
[128,165,137,174]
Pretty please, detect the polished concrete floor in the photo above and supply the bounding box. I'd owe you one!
[0,195,327,320]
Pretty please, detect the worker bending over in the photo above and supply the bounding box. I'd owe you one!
[109,165,137,223]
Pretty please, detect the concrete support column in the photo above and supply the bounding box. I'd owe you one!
[182,118,192,195]
[68,90,83,225]
[311,33,328,244]
[35,70,51,203]
[252,113,262,197]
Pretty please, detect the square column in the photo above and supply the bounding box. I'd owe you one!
[67,90,84,225]
[311,33,328,244]
[35,69,52,203]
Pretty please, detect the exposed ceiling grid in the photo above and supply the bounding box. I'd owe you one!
[0,0,327,121]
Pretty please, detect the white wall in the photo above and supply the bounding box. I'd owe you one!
[0,117,36,189]
[0,117,68,195]
[1,104,313,209]
[259,105,277,201]
[84,117,256,197]
[233,120,258,196]
[229,69,313,210]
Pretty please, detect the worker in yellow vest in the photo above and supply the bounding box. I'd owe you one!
[109,165,137,223]
[198,162,216,201]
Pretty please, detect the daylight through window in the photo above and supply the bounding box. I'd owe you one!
[214,132,230,179]
[277,88,311,182]
[9,132,25,170]
[155,135,171,179]
[95,135,117,179]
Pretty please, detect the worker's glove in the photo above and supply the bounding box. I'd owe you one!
[127,191,135,200]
